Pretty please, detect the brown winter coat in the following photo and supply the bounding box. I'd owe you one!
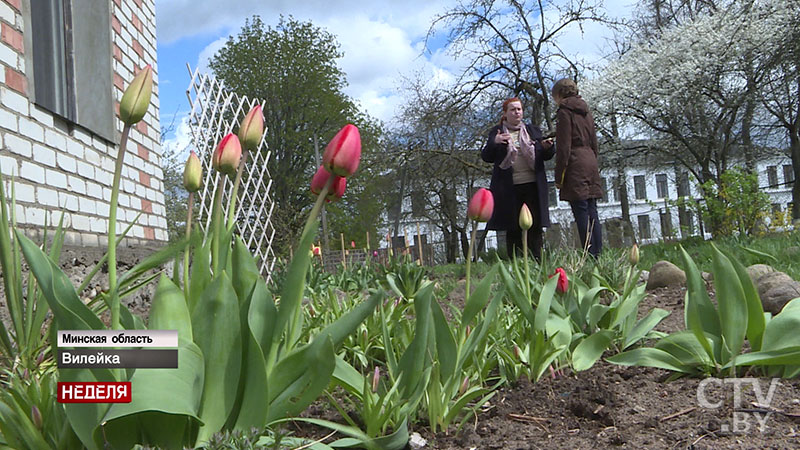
[554,96,602,202]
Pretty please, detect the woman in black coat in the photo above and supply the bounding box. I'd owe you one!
[481,97,555,261]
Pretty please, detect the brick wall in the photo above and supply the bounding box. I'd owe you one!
[0,0,167,247]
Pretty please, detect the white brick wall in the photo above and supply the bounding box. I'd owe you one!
[0,0,166,247]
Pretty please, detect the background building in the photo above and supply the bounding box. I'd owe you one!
[0,0,167,247]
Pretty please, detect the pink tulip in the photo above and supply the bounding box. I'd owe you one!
[212,133,242,175]
[310,165,346,202]
[323,124,361,177]
[467,188,494,222]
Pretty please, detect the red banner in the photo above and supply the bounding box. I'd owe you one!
[57,382,132,403]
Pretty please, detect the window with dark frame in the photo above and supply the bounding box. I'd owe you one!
[767,166,778,188]
[637,214,651,239]
[656,174,668,199]
[679,208,693,237]
[660,210,672,237]
[784,165,795,187]
[634,175,647,200]
[30,1,115,141]
[677,172,690,197]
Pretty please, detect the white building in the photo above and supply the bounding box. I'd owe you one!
[381,150,795,259]
[0,0,167,247]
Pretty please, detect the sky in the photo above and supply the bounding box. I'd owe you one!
[154,0,633,156]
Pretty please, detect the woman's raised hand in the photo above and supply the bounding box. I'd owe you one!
[494,132,511,145]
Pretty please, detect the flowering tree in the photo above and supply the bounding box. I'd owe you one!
[586,0,799,233]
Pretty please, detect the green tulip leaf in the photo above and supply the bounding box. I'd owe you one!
[266,335,335,423]
[191,272,242,444]
[573,330,614,371]
[96,341,204,449]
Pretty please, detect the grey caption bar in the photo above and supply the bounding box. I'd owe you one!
[58,349,178,369]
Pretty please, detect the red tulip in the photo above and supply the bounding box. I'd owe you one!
[323,124,361,177]
[212,133,242,175]
[351,240,356,249]
[550,267,569,293]
[311,165,346,201]
[467,188,494,222]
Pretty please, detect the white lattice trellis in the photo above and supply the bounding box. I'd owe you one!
[184,65,277,280]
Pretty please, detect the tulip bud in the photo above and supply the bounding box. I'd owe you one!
[513,344,521,360]
[465,325,471,338]
[351,240,356,249]
[467,188,494,222]
[308,303,316,318]
[373,250,378,258]
[238,104,264,151]
[312,246,321,256]
[212,134,242,176]
[182,151,202,192]
[550,267,569,294]
[310,165,346,202]
[372,367,380,393]
[120,65,153,125]
[36,350,45,367]
[519,203,533,230]
[459,376,469,396]
[31,405,42,429]
[629,243,640,265]
[323,124,361,177]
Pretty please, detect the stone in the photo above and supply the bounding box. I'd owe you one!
[747,264,775,285]
[646,261,686,290]
[638,270,650,284]
[409,432,428,449]
[756,271,800,314]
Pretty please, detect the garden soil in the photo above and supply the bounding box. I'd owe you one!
[297,285,800,450]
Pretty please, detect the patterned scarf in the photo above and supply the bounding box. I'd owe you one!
[499,122,535,170]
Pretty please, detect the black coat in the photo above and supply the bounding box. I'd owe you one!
[481,123,555,231]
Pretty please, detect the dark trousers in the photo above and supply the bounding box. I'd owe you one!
[570,198,602,258]
[506,182,543,261]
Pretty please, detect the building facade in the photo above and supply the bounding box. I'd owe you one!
[0,0,166,247]
[383,155,795,259]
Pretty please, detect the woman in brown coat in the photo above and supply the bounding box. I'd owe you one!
[553,79,603,257]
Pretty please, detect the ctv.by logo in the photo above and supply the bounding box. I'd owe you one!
[696,378,781,433]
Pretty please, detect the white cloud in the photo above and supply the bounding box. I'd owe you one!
[158,0,636,131]
[161,114,193,160]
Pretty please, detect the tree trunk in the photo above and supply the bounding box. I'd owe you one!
[617,165,630,223]
[742,94,756,173]
[791,129,800,221]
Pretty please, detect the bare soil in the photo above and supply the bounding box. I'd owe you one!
[293,285,800,449]
[422,285,800,449]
